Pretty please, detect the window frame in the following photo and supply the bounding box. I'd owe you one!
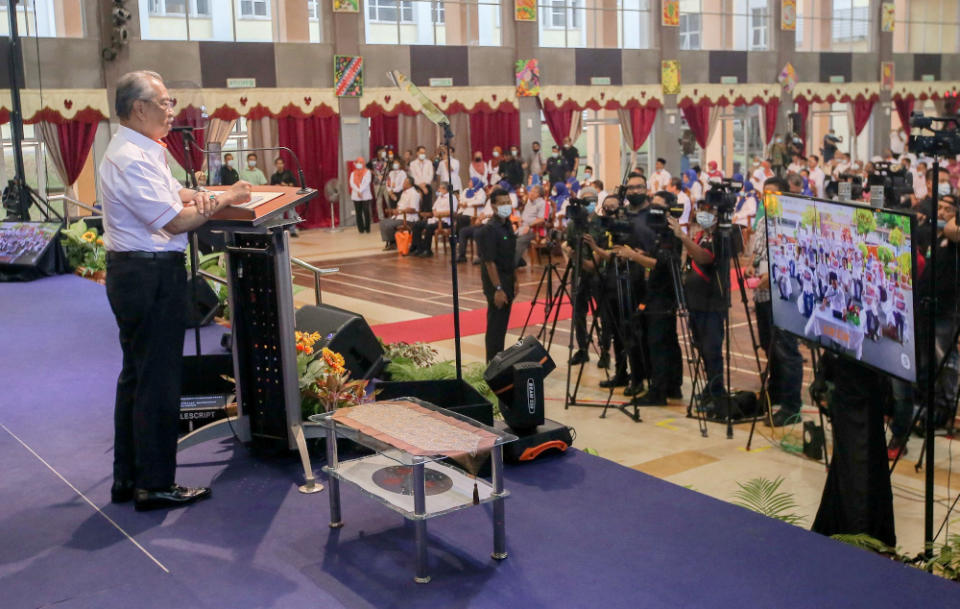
[367,0,415,24]
[238,0,271,20]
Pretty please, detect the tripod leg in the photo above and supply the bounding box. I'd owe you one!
[519,264,550,338]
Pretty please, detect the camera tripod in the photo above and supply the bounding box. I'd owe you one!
[519,244,573,351]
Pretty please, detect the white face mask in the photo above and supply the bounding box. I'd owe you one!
[355,162,363,169]
[696,211,716,229]
[492,151,500,158]
[584,172,592,179]
[418,153,426,161]
[247,160,256,168]
[392,162,400,170]
[497,204,513,218]
[939,182,951,196]
[379,151,386,158]
[225,160,233,168]
[511,150,518,157]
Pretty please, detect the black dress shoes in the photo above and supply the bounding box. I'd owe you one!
[134,484,212,512]
[599,375,628,388]
[596,352,610,369]
[568,350,589,365]
[111,480,135,503]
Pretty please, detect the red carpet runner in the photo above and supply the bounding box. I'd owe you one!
[371,299,574,344]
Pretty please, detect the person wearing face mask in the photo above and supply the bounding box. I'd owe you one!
[219,152,239,186]
[561,136,579,177]
[526,141,544,185]
[563,188,604,365]
[498,145,524,187]
[435,145,462,194]
[769,135,788,176]
[546,145,567,186]
[348,156,373,234]
[470,150,489,186]
[370,146,392,219]
[672,197,728,412]
[379,175,421,251]
[238,152,267,186]
[581,165,596,187]
[409,145,435,201]
[488,146,504,186]
[456,177,489,263]
[477,189,519,361]
[514,184,546,266]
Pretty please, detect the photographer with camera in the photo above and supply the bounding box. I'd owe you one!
[582,193,649,394]
[563,190,605,366]
[613,190,685,406]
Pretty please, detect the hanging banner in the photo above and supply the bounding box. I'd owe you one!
[661,60,680,96]
[515,0,536,21]
[881,62,895,91]
[334,55,363,97]
[881,3,895,32]
[515,59,540,97]
[778,62,798,93]
[662,0,679,26]
[333,0,358,12]
[781,0,797,31]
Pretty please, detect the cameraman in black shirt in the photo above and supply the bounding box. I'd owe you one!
[614,190,684,405]
[564,190,604,365]
[478,189,519,362]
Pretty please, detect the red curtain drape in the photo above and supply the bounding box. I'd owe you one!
[468,110,519,157]
[277,114,341,229]
[893,97,914,138]
[852,98,875,137]
[542,106,576,147]
[795,97,810,153]
[627,106,657,150]
[369,114,399,154]
[162,107,205,175]
[763,98,779,146]
[679,100,714,149]
[56,119,99,186]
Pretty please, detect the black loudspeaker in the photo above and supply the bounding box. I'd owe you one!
[186,276,220,328]
[499,362,545,431]
[484,336,555,400]
[789,111,802,135]
[295,304,386,380]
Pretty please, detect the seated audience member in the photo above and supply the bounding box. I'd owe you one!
[239,153,267,185]
[379,175,421,251]
[270,157,296,186]
[219,153,239,185]
[411,183,454,258]
[514,184,546,267]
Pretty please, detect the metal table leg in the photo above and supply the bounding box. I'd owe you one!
[326,427,343,528]
[413,462,430,583]
[491,445,507,560]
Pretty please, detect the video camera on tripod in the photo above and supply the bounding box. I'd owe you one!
[647,199,684,235]
[824,173,864,201]
[865,161,913,209]
[909,112,960,156]
[705,177,742,227]
[596,203,635,246]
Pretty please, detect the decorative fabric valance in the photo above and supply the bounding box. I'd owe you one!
[890,80,960,101]
[676,83,782,107]
[167,88,340,121]
[538,85,663,111]
[360,86,518,117]
[792,82,881,104]
[0,89,109,124]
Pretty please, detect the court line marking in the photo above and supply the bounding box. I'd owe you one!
[0,422,171,574]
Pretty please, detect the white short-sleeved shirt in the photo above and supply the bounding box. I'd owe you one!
[99,125,186,252]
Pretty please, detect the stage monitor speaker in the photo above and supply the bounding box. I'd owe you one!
[484,336,555,399]
[186,276,220,328]
[499,362,545,431]
[0,221,69,281]
[788,111,802,135]
[295,304,386,380]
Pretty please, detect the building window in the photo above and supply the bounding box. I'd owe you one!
[539,0,651,48]
[365,0,501,46]
[239,0,269,18]
[368,0,414,23]
[678,7,700,50]
[0,0,84,37]
[893,0,960,53]
[149,0,210,16]
[750,7,766,49]
[308,0,318,18]
[797,0,871,52]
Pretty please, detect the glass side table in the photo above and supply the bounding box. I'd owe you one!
[309,402,518,583]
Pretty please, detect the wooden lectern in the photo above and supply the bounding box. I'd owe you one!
[177,185,325,493]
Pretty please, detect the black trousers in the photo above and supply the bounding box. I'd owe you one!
[482,272,515,362]
[105,254,187,490]
[354,199,372,233]
[645,308,682,398]
[572,272,598,352]
[812,357,896,547]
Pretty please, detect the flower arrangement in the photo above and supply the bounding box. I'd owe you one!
[296,331,368,418]
[61,220,106,279]
[844,303,861,327]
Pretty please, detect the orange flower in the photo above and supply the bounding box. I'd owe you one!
[304,345,313,355]
[296,343,304,352]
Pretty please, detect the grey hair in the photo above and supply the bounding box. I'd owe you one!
[115,71,164,120]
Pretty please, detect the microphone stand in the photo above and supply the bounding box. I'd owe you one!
[177,127,203,359]
[442,125,464,381]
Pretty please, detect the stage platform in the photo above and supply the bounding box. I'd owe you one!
[1,274,957,608]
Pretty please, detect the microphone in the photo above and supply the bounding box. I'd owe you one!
[170,125,204,133]
[190,143,313,195]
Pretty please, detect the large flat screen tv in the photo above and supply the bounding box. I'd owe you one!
[764,193,917,382]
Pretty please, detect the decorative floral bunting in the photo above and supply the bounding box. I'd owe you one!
[881,62,895,91]
[333,0,358,12]
[661,60,681,95]
[515,59,540,97]
[662,0,679,26]
[881,3,895,33]
[515,0,536,21]
[781,0,797,31]
[778,62,797,93]
[334,55,363,98]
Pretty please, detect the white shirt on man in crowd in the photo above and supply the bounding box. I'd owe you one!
[387,168,406,193]
[100,125,187,252]
[429,192,454,225]
[461,187,487,218]
[408,157,434,187]
[436,156,462,192]
[808,164,826,197]
[650,168,671,193]
[397,186,422,223]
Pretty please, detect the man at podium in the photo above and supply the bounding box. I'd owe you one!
[100,70,251,511]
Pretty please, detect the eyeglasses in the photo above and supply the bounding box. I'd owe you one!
[144,97,177,110]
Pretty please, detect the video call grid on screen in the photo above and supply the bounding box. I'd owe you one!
[764,193,917,382]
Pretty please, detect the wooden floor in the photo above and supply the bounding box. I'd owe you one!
[290,226,960,556]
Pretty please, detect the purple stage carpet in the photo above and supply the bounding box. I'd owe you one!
[1,275,957,608]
